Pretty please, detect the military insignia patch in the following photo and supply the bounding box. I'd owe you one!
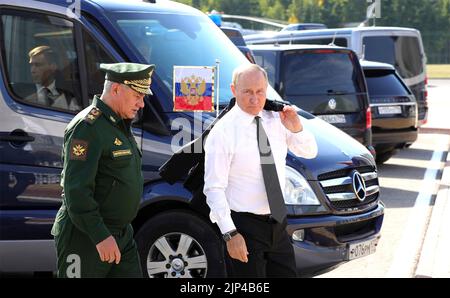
[70,139,88,161]
[112,149,132,158]
[114,138,123,146]
[84,107,102,124]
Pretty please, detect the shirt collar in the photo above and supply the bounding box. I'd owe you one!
[37,80,58,96]
[92,95,121,125]
[232,104,263,127]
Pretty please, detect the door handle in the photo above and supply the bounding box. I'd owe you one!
[0,130,35,146]
[0,135,35,142]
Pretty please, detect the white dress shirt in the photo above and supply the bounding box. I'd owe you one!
[36,81,64,105]
[35,81,80,110]
[203,104,318,234]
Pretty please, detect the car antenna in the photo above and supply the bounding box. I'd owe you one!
[328,31,337,46]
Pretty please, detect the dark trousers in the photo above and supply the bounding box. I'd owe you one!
[55,222,142,278]
[226,211,298,278]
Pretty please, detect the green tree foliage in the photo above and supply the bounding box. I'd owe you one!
[260,0,287,20]
[215,0,261,16]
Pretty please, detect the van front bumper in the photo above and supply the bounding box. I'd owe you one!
[286,202,384,276]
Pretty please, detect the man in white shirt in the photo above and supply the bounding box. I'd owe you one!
[27,45,80,111]
[203,64,318,277]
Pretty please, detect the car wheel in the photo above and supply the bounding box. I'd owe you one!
[135,210,226,278]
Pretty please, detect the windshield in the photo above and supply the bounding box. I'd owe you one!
[282,51,363,95]
[113,12,281,104]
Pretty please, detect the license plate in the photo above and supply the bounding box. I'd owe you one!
[317,114,346,124]
[347,238,379,260]
[378,106,402,115]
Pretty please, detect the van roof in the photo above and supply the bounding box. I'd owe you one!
[5,0,202,16]
[85,0,200,14]
[248,44,348,51]
[245,26,421,42]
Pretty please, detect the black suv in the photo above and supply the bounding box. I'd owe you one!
[249,44,374,154]
[361,60,418,163]
[221,27,256,63]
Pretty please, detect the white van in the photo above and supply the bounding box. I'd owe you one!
[245,27,428,125]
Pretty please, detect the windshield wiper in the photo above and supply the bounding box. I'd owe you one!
[327,89,350,95]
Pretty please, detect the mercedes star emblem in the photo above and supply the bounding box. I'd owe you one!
[352,171,366,201]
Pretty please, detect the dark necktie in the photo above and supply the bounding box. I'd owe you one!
[255,116,286,223]
[43,87,56,106]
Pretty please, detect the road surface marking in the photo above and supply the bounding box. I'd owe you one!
[386,136,448,277]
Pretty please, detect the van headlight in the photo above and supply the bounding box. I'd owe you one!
[284,166,320,205]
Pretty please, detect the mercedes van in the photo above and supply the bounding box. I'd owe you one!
[245,27,428,126]
[0,0,383,277]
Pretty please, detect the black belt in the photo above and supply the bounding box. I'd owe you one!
[232,211,277,223]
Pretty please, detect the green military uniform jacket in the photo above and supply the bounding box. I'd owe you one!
[52,95,143,245]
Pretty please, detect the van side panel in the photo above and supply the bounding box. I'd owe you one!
[360,30,427,122]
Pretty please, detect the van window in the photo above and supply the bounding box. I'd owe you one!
[253,51,277,86]
[281,50,363,95]
[112,12,282,104]
[0,10,82,112]
[83,31,115,101]
[363,36,423,79]
[364,70,410,96]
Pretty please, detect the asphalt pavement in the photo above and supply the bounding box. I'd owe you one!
[316,79,450,278]
[415,79,450,278]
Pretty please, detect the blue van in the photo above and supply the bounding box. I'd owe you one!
[0,0,383,277]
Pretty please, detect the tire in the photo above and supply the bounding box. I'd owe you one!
[135,210,226,278]
[376,149,396,164]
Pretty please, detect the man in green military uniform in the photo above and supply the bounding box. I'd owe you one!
[51,62,155,278]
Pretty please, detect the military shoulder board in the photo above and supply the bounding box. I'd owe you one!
[84,107,102,125]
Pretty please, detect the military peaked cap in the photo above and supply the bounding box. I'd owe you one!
[100,62,155,95]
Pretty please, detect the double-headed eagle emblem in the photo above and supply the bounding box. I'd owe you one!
[180,75,206,105]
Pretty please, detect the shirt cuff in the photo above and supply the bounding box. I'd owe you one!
[216,215,237,235]
[291,129,305,136]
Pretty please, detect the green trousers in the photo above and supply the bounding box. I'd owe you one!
[55,222,142,278]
